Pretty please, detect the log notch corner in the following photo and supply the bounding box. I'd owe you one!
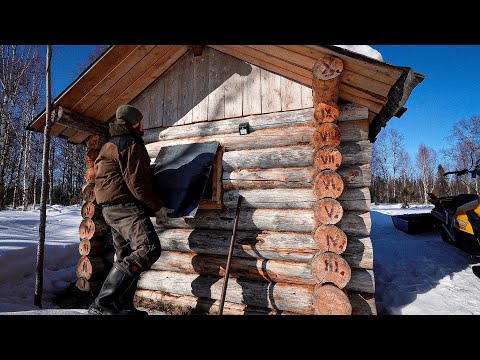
[310,55,352,315]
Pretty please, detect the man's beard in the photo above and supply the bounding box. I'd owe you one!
[132,126,144,137]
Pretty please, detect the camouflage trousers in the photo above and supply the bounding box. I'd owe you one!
[102,203,161,277]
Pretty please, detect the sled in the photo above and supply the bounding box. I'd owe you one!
[391,213,437,234]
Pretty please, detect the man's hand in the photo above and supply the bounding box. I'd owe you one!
[153,207,173,219]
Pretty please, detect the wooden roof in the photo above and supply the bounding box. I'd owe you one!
[28,45,424,143]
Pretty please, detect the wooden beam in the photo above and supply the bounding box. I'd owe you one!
[189,45,205,57]
[52,106,108,135]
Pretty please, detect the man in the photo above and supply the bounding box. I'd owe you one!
[88,104,163,315]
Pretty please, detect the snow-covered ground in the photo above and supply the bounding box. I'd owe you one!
[371,203,480,315]
[1,203,480,315]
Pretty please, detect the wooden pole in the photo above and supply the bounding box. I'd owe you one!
[34,45,52,308]
[218,195,242,315]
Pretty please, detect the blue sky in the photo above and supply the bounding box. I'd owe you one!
[373,45,480,160]
[50,45,480,161]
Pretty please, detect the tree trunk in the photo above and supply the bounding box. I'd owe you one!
[49,140,55,205]
[33,161,38,210]
[313,284,351,315]
[23,131,33,211]
[34,45,52,308]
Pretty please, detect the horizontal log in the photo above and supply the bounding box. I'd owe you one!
[76,255,105,280]
[79,239,107,256]
[137,270,315,314]
[147,125,314,158]
[313,284,351,315]
[82,183,95,202]
[313,123,341,148]
[314,225,347,254]
[337,164,371,188]
[338,141,372,165]
[337,211,371,236]
[223,167,315,190]
[314,146,342,171]
[150,251,315,285]
[311,252,351,288]
[222,164,369,190]
[345,268,375,294]
[143,105,367,144]
[222,145,313,172]
[85,149,99,168]
[52,106,109,136]
[344,236,373,270]
[79,218,110,240]
[156,228,317,263]
[155,208,315,233]
[155,208,368,236]
[337,187,371,211]
[81,201,103,219]
[146,118,369,160]
[314,170,344,199]
[135,289,296,315]
[223,188,315,209]
[349,291,377,315]
[337,119,369,142]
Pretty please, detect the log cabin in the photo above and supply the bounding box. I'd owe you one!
[28,45,424,315]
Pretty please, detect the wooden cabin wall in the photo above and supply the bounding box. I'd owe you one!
[132,47,375,315]
[130,47,313,129]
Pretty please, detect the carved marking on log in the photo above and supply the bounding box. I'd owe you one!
[311,252,351,288]
[313,284,352,315]
[314,170,344,199]
[314,102,340,123]
[313,123,341,148]
[314,146,342,171]
[85,149,99,168]
[82,183,95,202]
[85,167,95,184]
[314,198,343,225]
[87,134,105,150]
[314,225,347,254]
[312,56,344,81]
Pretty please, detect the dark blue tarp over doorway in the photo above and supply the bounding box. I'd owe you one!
[153,141,219,218]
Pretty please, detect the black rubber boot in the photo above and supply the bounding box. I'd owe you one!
[116,278,148,316]
[88,264,132,315]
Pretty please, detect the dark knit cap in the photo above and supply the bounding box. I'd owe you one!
[115,104,143,125]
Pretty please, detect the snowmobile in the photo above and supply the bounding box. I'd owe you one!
[428,167,480,259]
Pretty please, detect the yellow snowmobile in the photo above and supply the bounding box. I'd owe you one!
[428,168,480,257]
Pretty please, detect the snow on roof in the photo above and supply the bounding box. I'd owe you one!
[334,45,384,61]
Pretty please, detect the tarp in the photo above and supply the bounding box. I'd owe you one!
[153,141,219,218]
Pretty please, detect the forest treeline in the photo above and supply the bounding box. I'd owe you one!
[372,116,480,205]
[0,45,108,210]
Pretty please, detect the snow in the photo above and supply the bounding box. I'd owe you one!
[371,203,480,315]
[1,203,480,315]
[334,45,384,61]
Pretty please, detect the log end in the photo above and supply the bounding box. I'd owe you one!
[314,146,342,171]
[314,225,347,254]
[311,252,351,288]
[312,56,344,81]
[314,170,344,199]
[313,284,352,315]
[313,123,341,149]
[314,102,340,123]
[314,198,343,225]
